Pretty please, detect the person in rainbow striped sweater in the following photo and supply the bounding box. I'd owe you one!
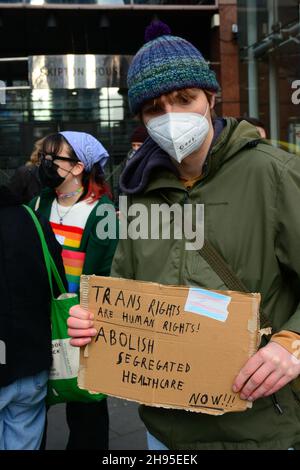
[30,131,118,450]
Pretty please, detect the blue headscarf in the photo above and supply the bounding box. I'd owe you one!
[59,131,109,172]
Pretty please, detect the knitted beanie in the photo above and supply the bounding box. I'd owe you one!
[127,20,220,115]
[131,125,148,144]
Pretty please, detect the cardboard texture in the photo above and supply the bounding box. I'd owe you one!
[78,275,261,416]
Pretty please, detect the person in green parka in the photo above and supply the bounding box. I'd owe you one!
[30,131,118,450]
[68,21,300,450]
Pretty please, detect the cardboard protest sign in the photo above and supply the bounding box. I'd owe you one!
[78,276,260,416]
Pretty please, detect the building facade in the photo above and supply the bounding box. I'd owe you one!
[0,0,242,194]
[237,0,300,151]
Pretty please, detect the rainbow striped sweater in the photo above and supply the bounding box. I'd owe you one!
[30,189,119,294]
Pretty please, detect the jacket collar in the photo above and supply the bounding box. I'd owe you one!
[119,118,241,196]
[120,117,262,197]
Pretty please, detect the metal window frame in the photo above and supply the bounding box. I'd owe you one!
[0,1,219,11]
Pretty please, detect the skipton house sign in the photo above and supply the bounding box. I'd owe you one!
[29,55,133,89]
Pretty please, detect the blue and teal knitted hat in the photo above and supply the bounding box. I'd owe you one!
[127,21,220,115]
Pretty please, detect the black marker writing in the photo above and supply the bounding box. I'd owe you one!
[122,312,155,328]
[116,352,191,373]
[95,327,155,354]
[122,370,184,391]
[148,299,180,317]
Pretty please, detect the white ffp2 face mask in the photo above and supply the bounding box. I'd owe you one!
[146,106,210,163]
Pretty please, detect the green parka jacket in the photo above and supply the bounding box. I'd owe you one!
[112,118,300,449]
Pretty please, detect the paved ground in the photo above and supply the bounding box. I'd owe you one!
[46,398,147,450]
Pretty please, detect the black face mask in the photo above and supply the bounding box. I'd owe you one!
[38,158,66,189]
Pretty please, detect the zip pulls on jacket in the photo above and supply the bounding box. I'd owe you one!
[178,191,190,285]
[271,393,284,415]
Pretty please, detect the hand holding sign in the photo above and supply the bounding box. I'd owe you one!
[71,276,261,416]
[233,341,300,401]
[68,305,97,346]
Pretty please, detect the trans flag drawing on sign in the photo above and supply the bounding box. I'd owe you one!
[185,288,231,322]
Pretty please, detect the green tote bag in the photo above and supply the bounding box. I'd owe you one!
[23,205,105,405]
